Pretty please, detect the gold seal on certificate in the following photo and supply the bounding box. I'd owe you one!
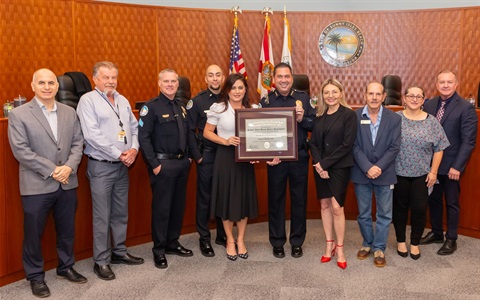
[296,100,303,107]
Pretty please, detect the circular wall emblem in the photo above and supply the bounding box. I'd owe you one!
[318,20,365,68]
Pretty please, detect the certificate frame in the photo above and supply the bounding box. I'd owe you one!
[235,107,298,162]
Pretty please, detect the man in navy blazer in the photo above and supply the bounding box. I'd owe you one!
[351,82,401,267]
[421,70,478,255]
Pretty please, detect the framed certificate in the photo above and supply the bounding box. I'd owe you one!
[235,107,298,162]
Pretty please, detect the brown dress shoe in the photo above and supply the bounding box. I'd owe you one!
[357,247,372,260]
[373,250,386,267]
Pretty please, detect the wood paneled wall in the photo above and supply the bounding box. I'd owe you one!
[1,0,480,287]
[0,1,479,106]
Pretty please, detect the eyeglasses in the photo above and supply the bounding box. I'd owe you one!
[405,94,424,100]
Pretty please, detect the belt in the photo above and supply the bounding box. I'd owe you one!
[203,146,216,152]
[155,153,185,160]
[88,157,121,164]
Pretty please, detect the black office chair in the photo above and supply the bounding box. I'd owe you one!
[135,76,191,109]
[176,76,191,106]
[56,72,92,109]
[292,74,310,96]
[382,75,402,105]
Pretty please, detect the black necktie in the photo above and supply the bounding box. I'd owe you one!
[172,102,186,153]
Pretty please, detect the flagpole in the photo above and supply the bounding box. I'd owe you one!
[231,6,242,27]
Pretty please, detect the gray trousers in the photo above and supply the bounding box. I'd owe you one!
[87,159,129,265]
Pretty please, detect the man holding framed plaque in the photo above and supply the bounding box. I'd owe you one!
[260,63,316,258]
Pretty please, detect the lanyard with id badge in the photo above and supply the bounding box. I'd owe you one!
[96,90,127,144]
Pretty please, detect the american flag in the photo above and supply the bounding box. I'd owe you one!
[229,24,248,78]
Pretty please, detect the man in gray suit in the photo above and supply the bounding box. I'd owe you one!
[351,82,401,267]
[8,68,87,298]
[77,61,144,281]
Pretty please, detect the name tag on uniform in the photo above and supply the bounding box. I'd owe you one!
[162,114,169,118]
[361,120,371,125]
[204,110,210,114]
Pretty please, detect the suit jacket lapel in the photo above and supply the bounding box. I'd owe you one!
[56,104,65,145]
[30,100,57,144]
[374,108,388,146]
[441,96,459,125]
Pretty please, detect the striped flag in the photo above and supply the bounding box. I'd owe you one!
[281,12,292,70]
[257,13,274,98]
[229,17,248,78]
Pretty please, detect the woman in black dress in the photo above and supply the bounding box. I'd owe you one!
[203,74,258,261]
[309,78,357,269]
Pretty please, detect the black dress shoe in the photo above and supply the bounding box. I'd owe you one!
[215,236,227,248]
[111,253,145,265]
[154,254,168,269]
[56,267,88,283]
[437,239,457,255]
[199,241,215,257]
[93,263,115,281]
[273,246,285,258]
[420,231,444,245]
[166,245,194,257]
[291,246,303,258]
[30,280,50,298]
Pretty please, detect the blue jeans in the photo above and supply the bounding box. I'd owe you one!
[354,183,393,252]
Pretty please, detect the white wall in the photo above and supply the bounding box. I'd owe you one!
[95,0,480,12]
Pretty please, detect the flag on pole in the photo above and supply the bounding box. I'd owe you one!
[281,8,292,70]
[229,13,248,78]
[257,10,274,99]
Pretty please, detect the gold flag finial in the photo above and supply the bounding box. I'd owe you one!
[231,6,242,27]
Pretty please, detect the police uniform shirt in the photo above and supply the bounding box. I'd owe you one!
[186,89,219,160]
[260,89,316,150]
[138,93,191,169]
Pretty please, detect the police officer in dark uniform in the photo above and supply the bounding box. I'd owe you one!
[260,63,316,258]
[187,65,227,257]
[138,69,197,269]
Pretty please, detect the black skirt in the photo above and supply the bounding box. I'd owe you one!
[313,167,351,207]
[211,145,258,222]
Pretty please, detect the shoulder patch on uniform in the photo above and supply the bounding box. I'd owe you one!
[186,99,193,110]
[310,97,318,109]
[140,105,148,116]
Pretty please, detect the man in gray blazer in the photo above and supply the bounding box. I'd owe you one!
[8,68,86,298]
[351,82,401,267]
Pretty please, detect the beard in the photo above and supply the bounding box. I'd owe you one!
[209,84,221,92]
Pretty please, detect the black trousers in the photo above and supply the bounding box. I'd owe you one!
[195,149,225,242]
[150,157,190,256]
[429,174,460,240]
[22,187,77,281]
[393,175,429,246]
[267,151,309,247]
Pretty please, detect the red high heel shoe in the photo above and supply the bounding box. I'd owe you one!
[336,244,347,269]
[320,240,336,263]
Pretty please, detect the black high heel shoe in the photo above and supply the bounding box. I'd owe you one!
[397,249,408,257]
[238,252,249,259]
[226,242,237,261]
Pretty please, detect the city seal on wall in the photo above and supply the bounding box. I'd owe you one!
[318,20,365,68]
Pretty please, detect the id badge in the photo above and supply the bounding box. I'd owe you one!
[118,130,126,143]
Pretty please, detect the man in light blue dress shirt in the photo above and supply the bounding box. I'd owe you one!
[351,82,401,267]
[77,61,144,281]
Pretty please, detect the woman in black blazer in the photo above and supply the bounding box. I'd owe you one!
[309,78,357,269]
